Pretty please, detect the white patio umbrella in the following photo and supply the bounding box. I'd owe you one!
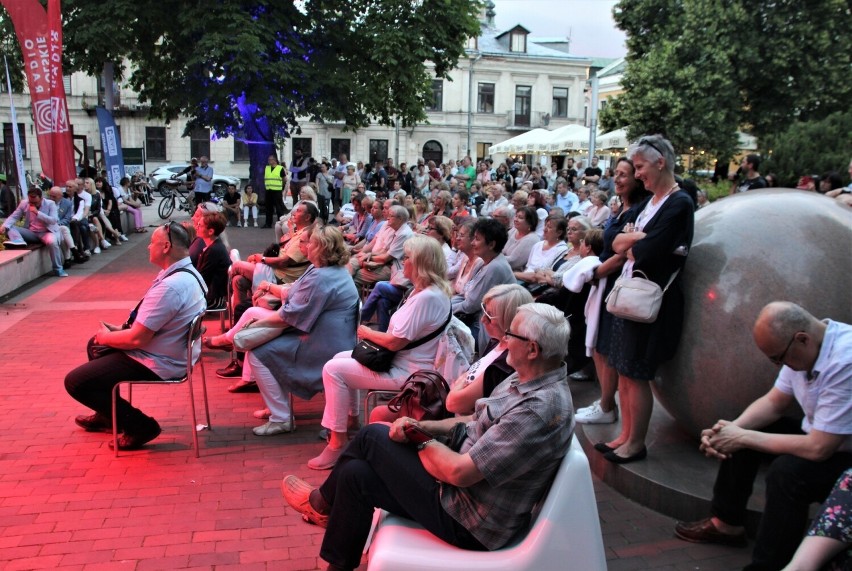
[540,124,590,153]
[597,128,631,150]
[489,128,552,155]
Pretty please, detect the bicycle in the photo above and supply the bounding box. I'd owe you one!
[158,178,195,219]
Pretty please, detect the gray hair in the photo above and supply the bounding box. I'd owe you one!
[483,284,534,333]
[628,134,676,175]
[390,204,410,222]
[515,303,571,360]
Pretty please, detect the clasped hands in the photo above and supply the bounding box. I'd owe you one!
[699,420,747,461]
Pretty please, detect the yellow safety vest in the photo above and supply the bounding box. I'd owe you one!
[265,165,284,191]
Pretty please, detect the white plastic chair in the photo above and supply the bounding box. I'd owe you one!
[367,433,606,571]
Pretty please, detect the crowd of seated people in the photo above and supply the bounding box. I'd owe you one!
[43,150,851,571]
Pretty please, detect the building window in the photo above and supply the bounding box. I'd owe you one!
[190,127,211,159]
[514,86,532,126]
[428,80,443,112]
[466,37,478,50]
[330,138,351,159]
[477,83,495,114]
[63,75,72,96]
[369,139,389,164]
[233,135,250,162]
[291,137,312,162]
[145,126,166,160]
[510,32,526,53]
[552,88,569,118]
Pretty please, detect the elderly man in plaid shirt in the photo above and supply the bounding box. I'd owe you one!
[282,303,575,571]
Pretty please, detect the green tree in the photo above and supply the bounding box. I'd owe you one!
[2,0,482,183]
[600,0,851,161]
[762,111,852,187]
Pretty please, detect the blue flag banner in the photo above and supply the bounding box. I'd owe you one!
[95,106,126,188]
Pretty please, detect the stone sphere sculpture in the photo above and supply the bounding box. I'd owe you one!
[653,189,852,437]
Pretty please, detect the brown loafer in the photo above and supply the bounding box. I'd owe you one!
[674,517,747,547]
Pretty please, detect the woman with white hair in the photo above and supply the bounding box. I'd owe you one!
[597,134,694,464]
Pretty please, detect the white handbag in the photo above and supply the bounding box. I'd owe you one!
[605,269,678,323]
[233,324,288,351]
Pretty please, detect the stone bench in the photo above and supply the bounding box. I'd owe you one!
[0,244,53,299]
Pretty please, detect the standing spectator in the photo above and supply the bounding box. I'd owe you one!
[475,161,492,185]
[546,161,560,190]
[731,154,767,194]
[241,184,259,227]
[264,154,287,227]
[412,163,429,198]
[315,162,334,222]
[601,135,694,464]
[332,153,348,214]
[563,157,578,188]
[192,156,214,206]
[584,156,603,184]
[341,164,360,207]
[397,161,412,194]
[289,148,311,205]
[453,156,476,190]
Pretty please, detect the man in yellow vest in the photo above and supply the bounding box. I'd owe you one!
[264,154,287,228]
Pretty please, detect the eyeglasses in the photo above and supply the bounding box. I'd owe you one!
[566,227,582,233]
[504,329,531,343]
[768,332,801,365]
[639,137,666,158]
[480,302,495,322]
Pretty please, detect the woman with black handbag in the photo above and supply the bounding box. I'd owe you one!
[311,235,452,470]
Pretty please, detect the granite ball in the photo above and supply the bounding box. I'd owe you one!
[653,189,852,437]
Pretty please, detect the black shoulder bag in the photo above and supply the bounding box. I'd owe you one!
[352,310,452,372]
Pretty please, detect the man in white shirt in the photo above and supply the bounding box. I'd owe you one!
[554,180,579,213]
[674,302,852,570]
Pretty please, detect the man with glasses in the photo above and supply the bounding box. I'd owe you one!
[675,301,852,570]
[280,303,574,571]
[65,222,207,451]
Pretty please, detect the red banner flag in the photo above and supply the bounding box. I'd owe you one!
[1,0,76,183]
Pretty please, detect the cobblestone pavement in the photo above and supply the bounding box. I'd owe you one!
[0,206,751,570]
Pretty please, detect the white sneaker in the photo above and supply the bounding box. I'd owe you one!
[93,246,101,254]
[120,234,129,242]
[101,239,111,249]
[253,221,258,227]
[236,222,242,227]
[575,399,618,424]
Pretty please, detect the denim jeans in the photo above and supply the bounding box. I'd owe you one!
[360,281,405,332]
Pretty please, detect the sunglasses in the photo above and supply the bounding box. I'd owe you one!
[163,221,188,248]
[639,137,666,158]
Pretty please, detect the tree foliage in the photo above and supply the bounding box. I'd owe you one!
[600,0,851,161]
[762,111,852,188]
[2,0,482,137]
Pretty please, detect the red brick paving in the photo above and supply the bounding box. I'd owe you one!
[0,210,752,570]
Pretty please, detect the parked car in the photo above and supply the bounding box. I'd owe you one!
[150,164,240,196]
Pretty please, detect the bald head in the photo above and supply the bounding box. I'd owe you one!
[753,302,826,371]
[48,186,63,202]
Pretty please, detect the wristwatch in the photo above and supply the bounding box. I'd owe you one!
[417,439,435,451]
[260,256,266,264]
